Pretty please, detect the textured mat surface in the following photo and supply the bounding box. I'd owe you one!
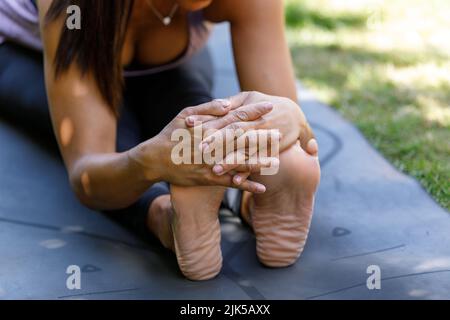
[0,24,449,300]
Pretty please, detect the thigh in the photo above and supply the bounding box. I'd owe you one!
[0,43,143,152]
[125,48,214,140]
[116,96,143,152]
[0,42,53,136]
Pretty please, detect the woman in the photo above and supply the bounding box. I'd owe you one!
[0,0,320,281]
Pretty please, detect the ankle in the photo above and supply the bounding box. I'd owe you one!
[147,195,174,250]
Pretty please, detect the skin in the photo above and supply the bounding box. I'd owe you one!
[37,0,320,280]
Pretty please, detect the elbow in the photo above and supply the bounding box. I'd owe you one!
[66,153,135,211]
[68,162,128,212]
[69,170,98,210]
[68,161,105,210]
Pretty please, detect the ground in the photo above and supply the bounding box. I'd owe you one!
[285,0,450,210]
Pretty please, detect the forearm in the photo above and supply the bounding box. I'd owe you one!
[69,142,161,211]
[226,0,315,149]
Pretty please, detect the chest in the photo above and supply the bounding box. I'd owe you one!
[121,4,190,68]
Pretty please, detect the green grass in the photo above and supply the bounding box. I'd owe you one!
[285,0,450,210]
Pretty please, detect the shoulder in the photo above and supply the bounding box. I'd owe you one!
[36,0,63,27]
[204,0,284,24]
[36,0,54,14]
[36,0,66,59]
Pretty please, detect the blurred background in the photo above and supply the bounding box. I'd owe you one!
[284,0,449,210]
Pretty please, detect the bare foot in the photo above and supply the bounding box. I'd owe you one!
[147,187,225,280]
[169,185,225,280]
[243,140,320,267]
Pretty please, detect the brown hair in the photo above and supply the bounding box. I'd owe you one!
[46,0,134,116]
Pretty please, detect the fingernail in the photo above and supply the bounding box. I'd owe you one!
[256,184,266,193]
[234,175,242,185]
[213,165,223,175]
[263,102,273,111]
[308,139,319,153]
[186,117,194,125]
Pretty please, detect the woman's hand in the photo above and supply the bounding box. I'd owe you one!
[128,98,275,193]
[187,91,314,154]
[183,92,316,184]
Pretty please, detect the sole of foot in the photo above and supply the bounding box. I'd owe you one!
[169,185,225,280]
[245,140,321,268]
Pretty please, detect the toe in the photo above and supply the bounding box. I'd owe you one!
[306,139,319,157]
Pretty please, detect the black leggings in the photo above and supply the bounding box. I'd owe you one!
[0,42,214,236]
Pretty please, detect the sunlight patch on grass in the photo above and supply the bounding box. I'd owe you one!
[286,0,450,210]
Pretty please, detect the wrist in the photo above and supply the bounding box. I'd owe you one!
[127,137,164,184]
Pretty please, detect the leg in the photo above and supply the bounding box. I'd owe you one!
[242,140,320,267]
[129,48,225,280]
[110,103,172,239]
[170,185,225,280]
[169,52,225,280]
[145,185,225,281]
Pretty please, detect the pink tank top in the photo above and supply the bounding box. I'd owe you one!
[0,0,213,76]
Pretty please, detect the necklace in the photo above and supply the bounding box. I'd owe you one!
[146,0,179,26]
